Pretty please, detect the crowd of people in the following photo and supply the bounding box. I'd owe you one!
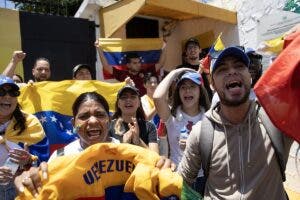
[0,24,299,200]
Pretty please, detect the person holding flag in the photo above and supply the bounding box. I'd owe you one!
[0,75,47,199]
[95,38,167,96]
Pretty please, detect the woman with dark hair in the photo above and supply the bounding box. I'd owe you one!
[153,68,210,166]
[12,74,23,84]
[109,85,159,153]
[154,68,210,194]
[0,75,47,199]
[48,92,119,161]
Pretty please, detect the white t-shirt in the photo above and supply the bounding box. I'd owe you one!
[48,137,120,162]
[165,106,204,166]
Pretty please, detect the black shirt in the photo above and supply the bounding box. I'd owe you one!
[109,119,158,145]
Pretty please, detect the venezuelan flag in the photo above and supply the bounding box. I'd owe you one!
[18,80,125,158]
[99,38,163,79]
[201,33,225,73]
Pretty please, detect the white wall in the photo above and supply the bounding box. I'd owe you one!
[200,0,287,48]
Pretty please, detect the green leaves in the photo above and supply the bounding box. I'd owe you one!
[10,0,83,16]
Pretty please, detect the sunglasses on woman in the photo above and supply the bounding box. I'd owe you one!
[0,88,20,97]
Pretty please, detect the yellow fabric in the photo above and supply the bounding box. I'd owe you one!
[286,187,300,200]
[258,35,284,55]
[5,111,45,145]
[0,8,23,78]
[99,38,163,52]
[145,95,155,109]
[214,33,225,51]
[18,80,125,115]
[17,143,182,200]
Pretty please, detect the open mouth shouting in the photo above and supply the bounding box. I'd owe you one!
[225,79,243,96]
[86,128,102,141]
[0,102,12,109]
[183,95,194,101]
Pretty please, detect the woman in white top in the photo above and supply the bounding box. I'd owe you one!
[154,69,210,194]
[153,68,211,165]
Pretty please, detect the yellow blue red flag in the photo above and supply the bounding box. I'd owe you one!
[98,38,163,79]
[18,80,125,157]
[201,33,225,73]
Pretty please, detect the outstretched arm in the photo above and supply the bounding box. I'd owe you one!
[2,51,26,78]
[153,68,191,121]
[155,40,167,72]
[95,40,113,75]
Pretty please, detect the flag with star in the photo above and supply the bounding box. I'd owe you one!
[18,80,125,158]
[98,38,163,79]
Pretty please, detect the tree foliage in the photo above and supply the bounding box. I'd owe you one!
[10,0,83,16]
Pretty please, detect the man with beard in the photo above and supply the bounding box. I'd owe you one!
[2,52,51,83]
[178,47,293,199]
[176,38,213,100]
[31,58,51,82]
[211,48,263,106]
[96,42,166,96]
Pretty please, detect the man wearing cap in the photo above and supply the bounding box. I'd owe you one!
[178,47,293,199]
[210,48,263,106]
[72,64,93,80]
[176,38,213,100]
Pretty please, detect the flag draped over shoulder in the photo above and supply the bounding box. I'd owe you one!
[16,143,184,200]
[99,38,163,79]
[18,80,125,157]
[201,33,225,73]
[254,31,300,142]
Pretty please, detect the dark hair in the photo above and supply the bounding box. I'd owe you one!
[143,72,158,84]
[72,92,110,117]
[33,57,50,68]
[170,80,211,117]
[73,64,93,78]
[126,52,140,64]
[13,74,24,83]
[13,104,26,135]
[185,38,200,50]
[247,52,263,86]
[112,92,145,121]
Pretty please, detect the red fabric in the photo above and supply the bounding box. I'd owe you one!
[201,55,211,74]
[254,32,300,142]
[157,120,166,137]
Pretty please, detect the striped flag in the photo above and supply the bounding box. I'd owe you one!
[18,80,125,158]
[201,33,225,73]
[98,38,163,79]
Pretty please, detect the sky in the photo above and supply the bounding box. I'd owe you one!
[0,0,15,9]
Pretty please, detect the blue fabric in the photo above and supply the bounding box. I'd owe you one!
[0,181,17,200]
[103,50,161,65]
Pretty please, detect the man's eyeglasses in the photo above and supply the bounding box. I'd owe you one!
[0,88,20,97]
